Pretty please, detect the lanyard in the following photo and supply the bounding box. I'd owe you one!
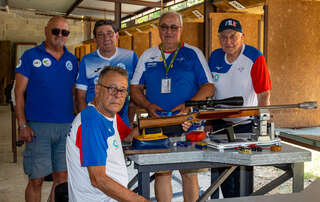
[160,42,181,77]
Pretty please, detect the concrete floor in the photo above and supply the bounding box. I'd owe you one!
[0,105,52,202]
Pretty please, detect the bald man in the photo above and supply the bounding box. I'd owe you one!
[15,16,78,202]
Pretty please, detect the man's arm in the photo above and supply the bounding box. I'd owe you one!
[88,165,150,202]
[15,73,34,142]
[76,89,87,113]
[191,83,215,101]
[257,90,271,106]
[128,100,137,125]
[130,84,163,117]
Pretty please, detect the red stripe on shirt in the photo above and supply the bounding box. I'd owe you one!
[250,55,272,93]
[75,125,84,166]
[116,114,131,140]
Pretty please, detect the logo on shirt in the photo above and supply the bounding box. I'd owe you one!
[94,77,99,84]
[94,67,102,73]
[238,67,245,72]
[16,59,22,68]
[66,61,73,71]
[149,56,157,61]
[117,63,126,70]
[146,62,157,69]
[113,139,119,149]
[33,59,42,68]
[213,73,220,82]
[216,66,223,70]
[42,58,51,67]
[176,57,184,62]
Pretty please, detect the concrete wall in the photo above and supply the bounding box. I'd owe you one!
[0,10,89,54]
[267,0,320,127]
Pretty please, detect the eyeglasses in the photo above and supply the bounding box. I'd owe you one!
[98,83,128,97]
[218,32,242,42]
[159,24,181,32]
[96,31,115,39]
[51,28,70,37]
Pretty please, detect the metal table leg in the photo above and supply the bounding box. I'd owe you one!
[197,166,238,202]
[292,162,304,192]
[138,171,151,199]
[239,166,253,196]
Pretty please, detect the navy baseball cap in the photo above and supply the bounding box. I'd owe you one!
[218,18,242,33]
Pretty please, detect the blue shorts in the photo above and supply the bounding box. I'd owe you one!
[23,122,71,179]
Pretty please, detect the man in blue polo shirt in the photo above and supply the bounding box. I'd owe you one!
[76,20,138,127]
[15,16,78,202]
[131,11,214,202]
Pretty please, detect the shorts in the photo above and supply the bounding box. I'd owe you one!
[23,121,71,179]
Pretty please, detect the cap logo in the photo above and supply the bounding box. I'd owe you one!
[225,20,236,27]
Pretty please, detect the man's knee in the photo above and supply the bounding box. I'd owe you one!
[29,178,44,188]
[53,171,67,184]
[155,171,172,179]
[180,172,198,182]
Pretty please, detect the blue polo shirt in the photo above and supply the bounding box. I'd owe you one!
[131,43,213,111]
[76,48,138,126]
[15,42,78,123]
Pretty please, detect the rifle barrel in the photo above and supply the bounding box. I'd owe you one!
[211,101,317,111]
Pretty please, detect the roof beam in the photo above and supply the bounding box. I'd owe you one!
[121,0,172,21]
[97,0,161,8]
[77,6,134,15]
[65,0,84,16]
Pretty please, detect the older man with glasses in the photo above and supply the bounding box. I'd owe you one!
[14,16,78,202]
[76,20,138,138]
[67,66,151,202]
[131,11,214,202]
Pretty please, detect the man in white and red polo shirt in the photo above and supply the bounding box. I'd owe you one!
[208,18,272,198]
[66,66,150,202]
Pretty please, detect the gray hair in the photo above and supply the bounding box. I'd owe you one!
[98,66,128,83]
[159,11,183,27]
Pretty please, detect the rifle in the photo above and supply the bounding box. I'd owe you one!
[138,98,317,130]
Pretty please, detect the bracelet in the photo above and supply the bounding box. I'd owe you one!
[18,124,27,130]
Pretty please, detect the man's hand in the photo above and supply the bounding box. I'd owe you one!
[171,104,190,115]
[146,103,163,117]
[122,127,140,142]
[18,126,34,142]
[181,121,192,132]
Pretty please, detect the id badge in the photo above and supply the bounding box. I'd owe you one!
[161,78,171,93]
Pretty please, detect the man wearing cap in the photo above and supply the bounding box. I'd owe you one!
[207,18,271,198]
[76,20,138,131]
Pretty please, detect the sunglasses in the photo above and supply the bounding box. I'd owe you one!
[51,28,70,37]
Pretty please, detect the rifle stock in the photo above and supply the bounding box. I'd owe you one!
[138,101,317,129]
[138,109,259,129]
